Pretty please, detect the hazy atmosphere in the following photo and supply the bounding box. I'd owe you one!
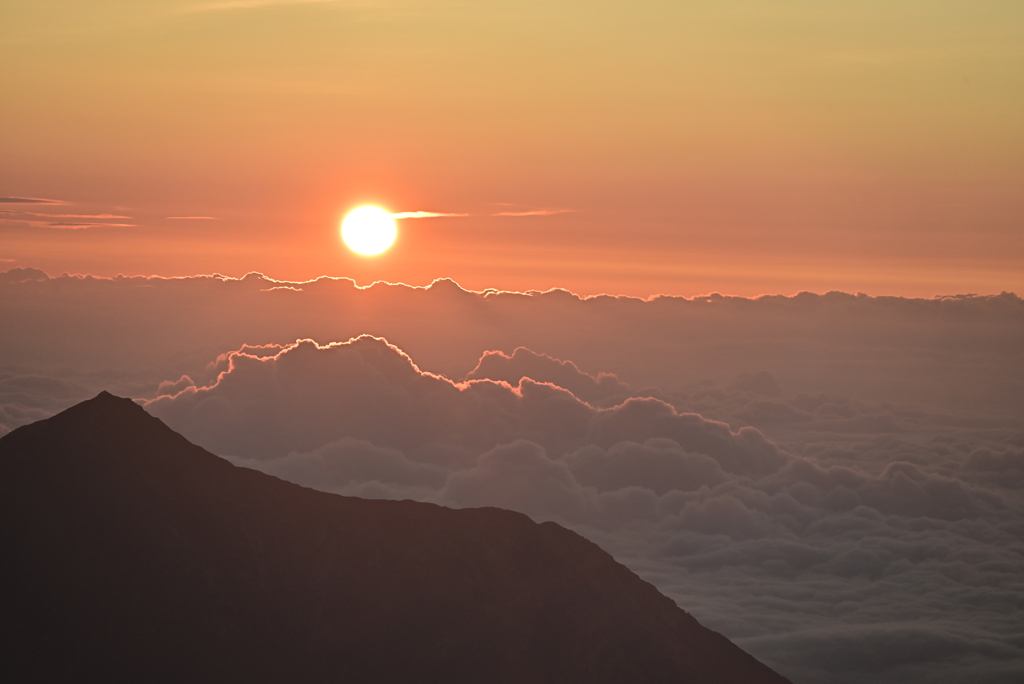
[2,1,1022,295]
[3,1,1022,682]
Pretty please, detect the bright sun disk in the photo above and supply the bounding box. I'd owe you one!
[341,206,397,256]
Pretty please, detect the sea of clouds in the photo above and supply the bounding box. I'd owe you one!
[2,267,1023,683]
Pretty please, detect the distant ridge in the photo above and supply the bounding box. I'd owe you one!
[0,392,792,683]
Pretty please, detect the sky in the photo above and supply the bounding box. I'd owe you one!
[2,0,1022,296]
[3,2,1024,683]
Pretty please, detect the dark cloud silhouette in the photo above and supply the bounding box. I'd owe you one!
[0,267,49,284]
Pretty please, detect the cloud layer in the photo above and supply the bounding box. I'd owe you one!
[2,269,1021,435]
[143,336,1024,684]
[3,267,1023,682]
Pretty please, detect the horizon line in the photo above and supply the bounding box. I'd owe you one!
[0,264,1015,303]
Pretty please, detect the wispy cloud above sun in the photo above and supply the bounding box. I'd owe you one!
[390,209,575,220]
[492,209,575,217]
[390,211,469,219]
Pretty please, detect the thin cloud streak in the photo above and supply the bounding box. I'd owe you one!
[0,211,131,219]
[493,209,575,217]
[0,217,135,229]
[0,197,66,205]
[391,211,469,219]
[167,216,218,220]
[47,222,136,229]
[390,209,575,219]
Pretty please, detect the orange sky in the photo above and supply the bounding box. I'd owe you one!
[2,0,1022,297]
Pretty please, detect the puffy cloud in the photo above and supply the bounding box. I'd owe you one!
[565,439,729,495]
[146,337,778,479]
[585,398,786,477]
[0,267,49,284]
[140,337,1024,682]
[466,347,630,406]
[440,440,592,522]
[229,437,449,492]
[741,622,1024,684]
[963,447,1024,489]
[3,270,1022,423]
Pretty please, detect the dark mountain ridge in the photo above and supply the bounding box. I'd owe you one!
[0,392,791,683]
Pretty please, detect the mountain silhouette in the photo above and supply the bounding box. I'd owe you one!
[0,392,791,683]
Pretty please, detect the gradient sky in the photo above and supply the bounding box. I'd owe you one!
[2,0,1022,296]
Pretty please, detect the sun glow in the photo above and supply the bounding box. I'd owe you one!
[341,206,397,256]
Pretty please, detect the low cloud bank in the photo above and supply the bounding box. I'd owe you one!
[144,337,1024,684]
[147,337,785,478]
[3,269,1022,438]
[3,267,1023,681]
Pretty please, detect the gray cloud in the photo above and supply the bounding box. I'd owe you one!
[146,337,779,477]
[141,336,1024,682]
[3,267,1023,682]
[3,269,1020,423]
[466,347,630,406]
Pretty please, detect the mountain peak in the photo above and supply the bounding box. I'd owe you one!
[4,390,170,448]
[0,395,791,683]
[34,389,147,424]
[79,389,142,409]
[75,389,145,417]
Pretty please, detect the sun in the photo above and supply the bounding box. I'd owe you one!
[341,206,397,256]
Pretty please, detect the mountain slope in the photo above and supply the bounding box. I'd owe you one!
[0,392,791,683]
